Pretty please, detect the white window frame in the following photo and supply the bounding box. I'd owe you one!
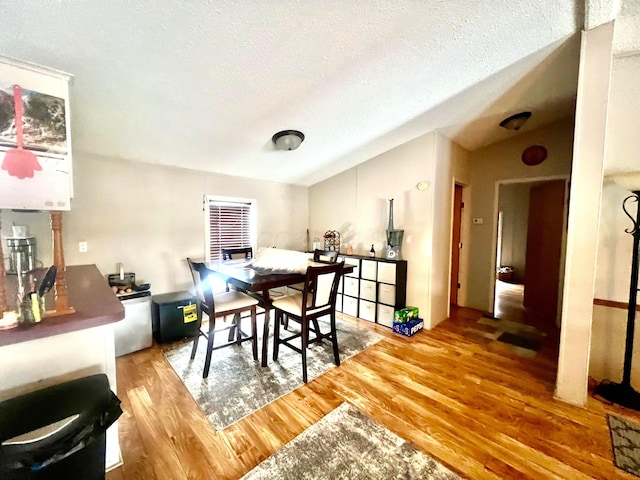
[204,195,257,263]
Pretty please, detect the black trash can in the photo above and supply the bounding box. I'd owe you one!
[0,374,122,480]
[151,291,199,343]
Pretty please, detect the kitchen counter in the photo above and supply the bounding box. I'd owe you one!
[0,264,124,471]
[0,264,124,347]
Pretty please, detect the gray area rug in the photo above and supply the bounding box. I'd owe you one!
[241,402,462,480]
[163,316,382,431]
[608,414,640,477]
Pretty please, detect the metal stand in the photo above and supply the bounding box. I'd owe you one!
[595,191,640,410]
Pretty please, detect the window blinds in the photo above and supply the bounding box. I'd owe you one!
[208,200,253,261]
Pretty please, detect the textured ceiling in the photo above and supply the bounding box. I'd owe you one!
[0,1,599,186]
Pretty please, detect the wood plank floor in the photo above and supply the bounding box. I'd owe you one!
[106,307,637,479]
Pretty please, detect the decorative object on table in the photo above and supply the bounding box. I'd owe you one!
[240,402,461,480]
[521,145,548,166]
[608,414,640,477]
[1,85,42,179]
[271,130,305,151]
[346,245,353,255]
[162,315,382,430]
[323,230,340,252]
[386,198,404,260]
[369,244,375,257]
[594,179,640,410]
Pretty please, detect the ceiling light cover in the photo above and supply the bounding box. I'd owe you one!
[272,130,305,151]
[499,111,532,131]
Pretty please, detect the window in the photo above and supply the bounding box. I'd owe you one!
[205,196,256,262]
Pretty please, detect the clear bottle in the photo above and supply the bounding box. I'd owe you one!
[369,244,375,258]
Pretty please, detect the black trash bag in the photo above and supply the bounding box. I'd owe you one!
[0,374,122,477]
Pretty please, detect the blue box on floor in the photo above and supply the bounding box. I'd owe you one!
[393,317,424,337]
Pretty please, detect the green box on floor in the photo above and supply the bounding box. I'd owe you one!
[394,306,419,324]
[392,317,424,337]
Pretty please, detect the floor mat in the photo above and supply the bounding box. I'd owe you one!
[608,414,640,477]
[497,331,542,351]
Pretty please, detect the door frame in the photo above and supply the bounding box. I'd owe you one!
[489,174,570,318]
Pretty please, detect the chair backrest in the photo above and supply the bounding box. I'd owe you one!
[186,258,216,315]
[301,261,344,314]
[221,247,253,261]
[313,249,339,263]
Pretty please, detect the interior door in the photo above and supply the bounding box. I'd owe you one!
[450,184,463,305]
[523,180,566,320]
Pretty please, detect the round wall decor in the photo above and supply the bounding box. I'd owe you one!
[521,145,547,166]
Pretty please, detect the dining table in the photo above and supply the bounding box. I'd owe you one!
[204,258,354,367]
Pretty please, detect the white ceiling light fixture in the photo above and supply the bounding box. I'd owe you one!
[499,111,532,131]
[272,130,305,151]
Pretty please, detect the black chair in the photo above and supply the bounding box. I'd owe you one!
[271,261,344,383]
[312,249,339,263]
[221,247,253,261]
[187,258,259,378]
[0,374,122,480]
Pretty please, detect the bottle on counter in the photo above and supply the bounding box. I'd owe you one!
[369,244,375,258]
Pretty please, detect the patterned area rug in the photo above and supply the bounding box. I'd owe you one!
[608,414,640,477]
[241,403,462,479]
[163,316,382,431]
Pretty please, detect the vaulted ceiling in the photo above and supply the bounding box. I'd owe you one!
[0,1,628,186]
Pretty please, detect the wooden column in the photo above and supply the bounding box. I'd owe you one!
[48,210,75,316]
[0,210,6,315]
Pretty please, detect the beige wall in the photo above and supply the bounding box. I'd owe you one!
[1,153,308,295]
[590,53,640,386]
[309,132,467,328]
[465,117,575,312]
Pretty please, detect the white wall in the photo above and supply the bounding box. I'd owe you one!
[310,133,437,323]
[1,153,308,295]
[309,132,466,328]
[590,52,640,386]
[556,23,613,406]
[465,118,575,312]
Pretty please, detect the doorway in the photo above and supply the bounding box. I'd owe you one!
[494,179,568,334]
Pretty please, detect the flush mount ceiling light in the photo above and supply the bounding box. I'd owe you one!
[499,111,532,131]
[272,130,305,151]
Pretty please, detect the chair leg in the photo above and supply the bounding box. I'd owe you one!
[203,318,216,378]
[234,313,242,345]
[190,315,203,359]
[261,310,270,367]
[283,314,289,330]
[301,316,309,383]
[228,314,237,342]
[273,310,281,361]
[251,307,258,361]
[330,312,340,367]
[310,318,321,342]
[190,331,200,359]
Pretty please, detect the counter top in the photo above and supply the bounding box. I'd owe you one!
[0,264,124,347]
